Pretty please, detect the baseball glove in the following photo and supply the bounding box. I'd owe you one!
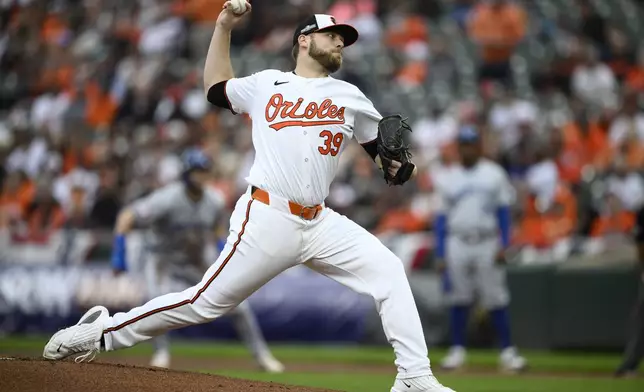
[376,114,415,186]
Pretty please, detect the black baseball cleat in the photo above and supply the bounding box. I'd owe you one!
[614,365,637,378]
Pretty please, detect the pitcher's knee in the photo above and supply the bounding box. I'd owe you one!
[372,254,413,300]
[190,294,238,322]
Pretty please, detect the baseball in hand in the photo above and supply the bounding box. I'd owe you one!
[228,0,248,15]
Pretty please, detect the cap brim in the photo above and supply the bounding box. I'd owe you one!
[316,24,359,47]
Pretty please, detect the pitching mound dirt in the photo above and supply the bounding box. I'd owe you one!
[0,357,337,392]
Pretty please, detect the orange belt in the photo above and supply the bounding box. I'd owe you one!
[251,186,322,221]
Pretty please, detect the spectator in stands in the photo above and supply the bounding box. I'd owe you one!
[487,85,538,176]
[550,123,587,188]
[63,182,93,230]
[88,163,121,229]
[53,161,99,219]
[22,177,65,243]
[327,151,384,230]
[467,0,527,84]
[384,1,430,88]
[375,190,426,235]
[559,101,612,176]
[449,0,475,30]
[571,44,617,108]
[607,157,643,212]
[626,45,644,92]
[609,91,644,153]
[411,99,458,169]
[519,146,576,263]
[577,0,608,56]
[584,156,644,255]
[605,27,636,82]
[328,0,382,49]
[427,35,458,90]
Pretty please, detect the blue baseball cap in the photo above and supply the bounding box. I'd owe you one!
[181,147,212,173]
[457,126,480,143]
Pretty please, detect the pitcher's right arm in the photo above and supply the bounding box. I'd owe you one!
[203,1,252,108]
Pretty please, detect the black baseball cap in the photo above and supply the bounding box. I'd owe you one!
[292,14,359,47]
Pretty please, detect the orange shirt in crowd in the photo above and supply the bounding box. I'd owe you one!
[25,205,66,243]
[396,61,428,86]
[0,181,36,228]
[386,15,429,48]
[594,138,644,172]
[626,67,644,92]
[62,148,97,173]
[467,2,527,64]
[590,210,635,238]
[517,184,576,248]
[173,0,227,22]
[39,65,75,91]
[84,81,118,127]
[376,209,426,234]
[557,121,611,183]
[41,14,68,44]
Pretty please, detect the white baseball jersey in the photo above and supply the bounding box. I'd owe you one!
[225,69,382,206]
[433,159,514,234]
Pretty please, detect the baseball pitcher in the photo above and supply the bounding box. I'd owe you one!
[44,3,455,391]
[432,127,527,372]
[110,147,283,372]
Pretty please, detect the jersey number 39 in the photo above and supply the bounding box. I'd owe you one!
[318,130,344,156]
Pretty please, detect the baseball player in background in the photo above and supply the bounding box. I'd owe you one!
[111,147,284,373]
[44,3,455,391]
[432,127,527,372]
[615,204,644,377]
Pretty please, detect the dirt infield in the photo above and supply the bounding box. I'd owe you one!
[0,357,338,392]
[96,353,632,380]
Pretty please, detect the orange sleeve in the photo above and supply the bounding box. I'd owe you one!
[626,69,644,91]
[376,211,425,234]
[466,7,485,40]
[18,182,35,214]
[560,189,577,235]
[51,207,67,230]
[626,142,644,169]
[590,216,605,237]
[508,6,527,42]
[554,187,577,239]
[27,209,43,238]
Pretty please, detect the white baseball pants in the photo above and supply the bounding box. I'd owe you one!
[444,235,509,309]
[143,255,274,360]
[102,186,432,378]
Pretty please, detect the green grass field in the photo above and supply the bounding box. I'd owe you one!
[2,336,643,392]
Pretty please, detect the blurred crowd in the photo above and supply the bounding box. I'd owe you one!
[1,0,644,266]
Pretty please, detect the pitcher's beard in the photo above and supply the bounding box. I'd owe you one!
[309,39,342,74]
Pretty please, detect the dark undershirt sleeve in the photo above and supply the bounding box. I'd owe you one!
[206,81,233,112]
[361,139,378,161]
